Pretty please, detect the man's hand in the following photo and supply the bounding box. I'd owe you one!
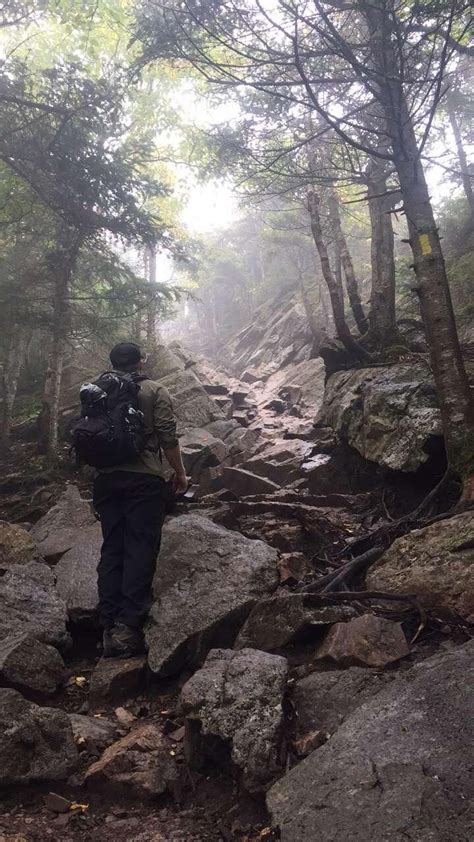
[172,470,189,496]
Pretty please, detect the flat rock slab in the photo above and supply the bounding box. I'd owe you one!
[89,656,147,706]
[54,523,102,623]
[235,595,355,652]
[181,648,288,792]
[85,723,177,798]
[145,514,278,676]
[31,484,96,560]
[0,633,66,696]
[295,667,394,738]
[0,521,39,569]
[0,688,78,785]
[315,614,409,668]
[367,510,474,622]
[222,466,281,496]
[268,641,474,841]
[0,561,70,650]
[69,713,118,749]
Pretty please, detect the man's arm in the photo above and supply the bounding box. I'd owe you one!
[154,385,188,495]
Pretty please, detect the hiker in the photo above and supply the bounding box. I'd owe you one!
[74,341,187,658]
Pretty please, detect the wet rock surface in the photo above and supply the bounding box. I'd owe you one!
[0,688,78,785]
[181,648,288,792]
[367,510,474,621]
[268,641,474,841]
[146,513,278,676]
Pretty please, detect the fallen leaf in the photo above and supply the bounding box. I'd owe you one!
[69,802,89,813]
[74,676,87,688]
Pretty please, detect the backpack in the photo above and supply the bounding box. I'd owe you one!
[72,371,148,468]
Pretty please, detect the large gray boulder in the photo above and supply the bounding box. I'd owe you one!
[268,641,474,841]
[181,648,288,791]
[30,484,96,560]
[0,561,70,650]
[0,688,78,785]
[159,369,224,434]
[54,523,102,623]
[0,633,66,696]
[367,510,474,622]
[145,514,278,676]
[318,363,442,471]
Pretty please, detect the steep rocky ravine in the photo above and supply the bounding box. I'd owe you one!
[0,293,473,842]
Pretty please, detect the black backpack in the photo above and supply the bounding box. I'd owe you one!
[72,371,148,468]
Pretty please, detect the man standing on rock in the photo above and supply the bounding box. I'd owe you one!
[90,342,188,658]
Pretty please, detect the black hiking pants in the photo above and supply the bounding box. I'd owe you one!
[93,471,169,630]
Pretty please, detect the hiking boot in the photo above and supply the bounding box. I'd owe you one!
[102,628,118,658]
[110,623,146,657]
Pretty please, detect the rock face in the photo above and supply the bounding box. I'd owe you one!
[0,634,66,696]
[0,561,70,650]
[294,667,394,738]
[367,510,474,622]
[54,523,102,623]
[145,514,278,676]
[222,466,281,496]
[31,484,96,560]
[181,648,288,791]
[268,641,474,841]
[0,688,78,785]
[315,614,409,668]
[318,363,442,471]
[0,521,39,569]
[235,595,355,652]
[85,723,178,798]
[160,369,224,434]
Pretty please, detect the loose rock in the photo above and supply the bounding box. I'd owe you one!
[268,641,474,841]
[0,633,66,696]
[0,688,78,785]
[30,484,96,560]
[89,656,147,706]
[85,724,178,798]
[54,523,102,623]
[69,713,117,748]
[0,561,70,650]
[146,514,278,676]
[367,510,474,622]
[181,648,288,791]
[0,521,39,569]
[315,614,409,668]
[222,467,281,497]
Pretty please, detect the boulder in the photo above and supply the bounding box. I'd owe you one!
[241,368,261,384]
[318,363,442,471]
[89,656,147,706]
[0,634,66,696]
[145,514,278,676]
[0,561,70,650]
[30,484,96,560]
[0,521,39,569]
[242,439,314,486]
[0,688,78,785]
[54,523,102,623]
[268,641,474,841]
[235,595,355,652]
[277,552,311,584]
[179,427,230,496]
[85,723,178,798]
[315,614,409,668]
[367,510,474,622]
[69,713,118,749]
[181,648,288,791]
[294,667,394,738]
[159,369,224,434]
[222,466,281,497]
[301,452,352,495]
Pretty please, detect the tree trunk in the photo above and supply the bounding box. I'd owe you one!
[447,97,474,225]
[37,227,80,456]
[1,328,28,446]
[307,191,368,359]
[363,1,474,493]
[297,259,322,344]
[146,246,159,349]
[327,190,368,334]
[366,163,398,347]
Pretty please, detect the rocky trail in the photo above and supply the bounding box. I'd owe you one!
[0,292,473,842]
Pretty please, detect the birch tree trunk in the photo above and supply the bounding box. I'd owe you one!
[1,328,28,446]
[327,191,368,335]
[362,0,474,493]
[37,227,80,456]
[366,163,398,347]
